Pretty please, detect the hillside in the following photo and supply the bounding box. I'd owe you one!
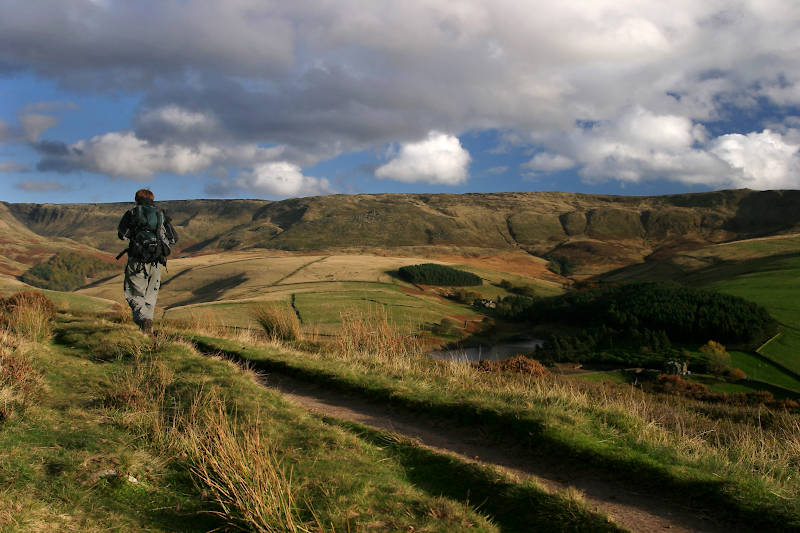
[6,189,800,277]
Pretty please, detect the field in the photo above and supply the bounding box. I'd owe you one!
[75,251,557,337]
[602,234,800,393]
[5,191,800,531]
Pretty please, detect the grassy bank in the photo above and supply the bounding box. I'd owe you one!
[182,313,800,531]
[1,295,621,531]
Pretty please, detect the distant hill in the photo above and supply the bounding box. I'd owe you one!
[4,189,800,276]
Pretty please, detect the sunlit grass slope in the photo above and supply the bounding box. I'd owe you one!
[604,235,800,386]
[0,293,624,532]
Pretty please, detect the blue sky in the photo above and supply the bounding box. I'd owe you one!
[1,1,799,204]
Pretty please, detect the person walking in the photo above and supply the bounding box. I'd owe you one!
[117,189,177,334]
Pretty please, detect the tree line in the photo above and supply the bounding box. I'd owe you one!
[493,282,778,368]
[398,263,482,286]
[21,252,116,291]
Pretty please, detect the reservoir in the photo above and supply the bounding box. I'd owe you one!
[430,339,544,362]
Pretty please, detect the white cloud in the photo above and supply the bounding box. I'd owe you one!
[38,130,288,180]
[529,107,800,189]
[140,105,217,132]
[2,1,800,190]
[709,130,800,189]
[524,153,575,172]
[235,162,333,197]
[375,132,470,185]
[70,131,219,179]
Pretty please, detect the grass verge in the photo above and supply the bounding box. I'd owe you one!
[183,323,800,531]
[38,314,507,531]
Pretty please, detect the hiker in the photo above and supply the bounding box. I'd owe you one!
[117,189,178,334]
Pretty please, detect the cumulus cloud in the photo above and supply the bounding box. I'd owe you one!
[135,105,221,144]
[1,1,800,191]
[235,162,333,197]
[13,179,69,192]
[526,107,800,189]
[37,131,218,179]
[375,132,471,184]
[709,130,800,189]
[34,130,286,180]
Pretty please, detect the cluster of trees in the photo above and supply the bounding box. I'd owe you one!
[398,263,482,286]
[494,282,778,369]
[21,252,116,291]
[498,282,776,347]
[546,256,575,276]
[498,279,536,297]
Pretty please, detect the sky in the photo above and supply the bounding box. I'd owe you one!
[1,0,800,204]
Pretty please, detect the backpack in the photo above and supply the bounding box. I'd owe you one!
[129,205,170,264]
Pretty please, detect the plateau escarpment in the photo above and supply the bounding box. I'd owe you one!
[4,189,800,276]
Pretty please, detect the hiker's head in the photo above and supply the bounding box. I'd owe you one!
[134,189,154,205]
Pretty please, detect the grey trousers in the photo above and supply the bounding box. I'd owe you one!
[123,261,162,324]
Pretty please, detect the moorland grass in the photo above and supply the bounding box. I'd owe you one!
[184,314,800,531]
[253,303,302,342]
[46,315,508,531]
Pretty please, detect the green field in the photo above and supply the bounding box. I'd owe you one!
[705,253,800,376]
[165,281,482,336]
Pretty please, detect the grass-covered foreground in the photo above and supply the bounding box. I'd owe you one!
[185,309,800,532]
[0,295,621,532]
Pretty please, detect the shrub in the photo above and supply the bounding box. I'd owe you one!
[452,289,481,305]
[253,305,302,342]
[431,317,459,336]
[473,355,549,376]
[699,340,731,375]
[398,263,482,286]
[727,368,746,382]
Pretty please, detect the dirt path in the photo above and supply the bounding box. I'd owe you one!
[259,372,734,533]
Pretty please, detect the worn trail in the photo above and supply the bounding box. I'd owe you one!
[254,371,731,533]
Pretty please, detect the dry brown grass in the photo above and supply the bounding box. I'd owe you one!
[333,307,425,372]
[181,394,309,533]
[0,291,57,342]
[0,328,44,421]
[103,338,312,532]
[253,304,302,342]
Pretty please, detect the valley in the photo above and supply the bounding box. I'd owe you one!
[1,189,800,531]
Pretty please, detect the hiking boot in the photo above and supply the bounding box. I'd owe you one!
[140,319,153,336]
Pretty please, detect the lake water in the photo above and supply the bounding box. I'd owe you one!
[430,339,544,362]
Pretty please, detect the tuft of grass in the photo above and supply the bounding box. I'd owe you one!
[182,394,308,533]
[0,329,44,421]
[333,307,424,372]
[0,291,57,342]
[253,304,302,342]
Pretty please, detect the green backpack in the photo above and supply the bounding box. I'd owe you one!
[129,205,168,264]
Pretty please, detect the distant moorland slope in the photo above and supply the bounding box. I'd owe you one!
[4,189,800,276]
